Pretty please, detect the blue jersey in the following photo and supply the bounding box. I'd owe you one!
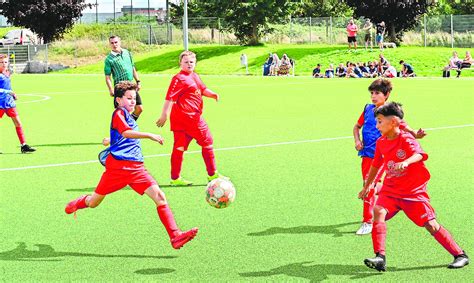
[358,104,380,158]
[109,108,144,162]
[0,73,15,109]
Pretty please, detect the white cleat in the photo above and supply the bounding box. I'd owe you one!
[356,222,373,235]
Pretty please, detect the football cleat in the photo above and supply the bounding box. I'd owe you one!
[171,228,198,249]
[356,222,373,235]
[21,144,36,153]
[207,172,229,182]
[170,177,193,187]
[364,253,386,272]
[448,252,469,269]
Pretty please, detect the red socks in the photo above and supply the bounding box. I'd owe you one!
[372,221,386,255]
[202,147,216,176]
[363,189,375,223]
[171,148,184,180]
[433,226,463,256]
[157,204,179,239]
[15,126,25,145]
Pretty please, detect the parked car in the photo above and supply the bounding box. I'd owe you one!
[0,29,39,46]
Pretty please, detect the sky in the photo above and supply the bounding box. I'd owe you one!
[83,0,178,13]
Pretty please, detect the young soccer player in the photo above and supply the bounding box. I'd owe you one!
[353,79,425,235]
[156,50,227,186]
[0,54,36,154]
[65,82,197,250]
[359,102,469,271]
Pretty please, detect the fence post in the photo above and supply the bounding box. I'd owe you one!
[289,17,292,44]
[424,14,427,47]
[309,17,312,44]
[218,18,221,45]
[450,14,454,48]
[27,44,30,62]
[329,16,333,45]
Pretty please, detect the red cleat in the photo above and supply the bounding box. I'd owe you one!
[171,227,198,249]
[65,195,89,214]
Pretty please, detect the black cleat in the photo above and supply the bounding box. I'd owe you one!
[364,253,386,272]
[21,144,36,153]
[448,252,469,269]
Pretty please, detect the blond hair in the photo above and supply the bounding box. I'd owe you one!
[179,50,196,63]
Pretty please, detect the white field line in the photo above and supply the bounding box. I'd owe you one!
[16,94,52,104]
[1,124,473,172]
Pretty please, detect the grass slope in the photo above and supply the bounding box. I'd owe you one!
[0,75,473,281]
[59,45,474,77]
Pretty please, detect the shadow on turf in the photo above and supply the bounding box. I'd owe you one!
[0,242,176,262]
[239,261,446,281]
[248,222,359,238]
[134,268,175,275]
[66,184,207,192]
[32,142,103,147]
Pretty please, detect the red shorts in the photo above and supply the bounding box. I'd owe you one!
[95,167,157,195]
[173,122,213,149]
[376,194,436,227]
[0,107,18,118]
[361,157,383,184]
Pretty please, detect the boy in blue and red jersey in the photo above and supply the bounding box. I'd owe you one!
[353,79,425,235]
[65,82,197,250]
[156,50,227,186]
[0,54,35,153]
[359,102,468,271]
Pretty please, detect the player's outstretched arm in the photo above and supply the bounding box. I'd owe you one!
[403,124,427,139]
[202,89,219,102]
[122,130,164,144]
[156,100,173,127]
[353,123,363,151]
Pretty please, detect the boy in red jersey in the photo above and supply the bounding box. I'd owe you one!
[65,82,197,250]
[353,79,425,235]
[359,102,469,271]
[0,54,35,153]
[157,50,227,186]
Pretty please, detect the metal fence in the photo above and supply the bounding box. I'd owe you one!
[0,44,48,73]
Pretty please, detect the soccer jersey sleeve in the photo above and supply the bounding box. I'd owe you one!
[357,111,365,126]
[104,58,112,76]
[404,135,428,161]
[165,76,185,101]
[399,120,407,130]
[112,110,132,134]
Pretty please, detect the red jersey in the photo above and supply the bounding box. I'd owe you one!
[372,132,431,201]
[166,70,207,131]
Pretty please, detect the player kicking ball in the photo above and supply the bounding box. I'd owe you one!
[359,102,468,271]
[65,82,197,250]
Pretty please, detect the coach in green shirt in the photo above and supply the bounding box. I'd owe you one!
[105,35,143,120]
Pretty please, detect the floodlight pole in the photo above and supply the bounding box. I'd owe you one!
[95,0,98,24]
[183,0,189,51]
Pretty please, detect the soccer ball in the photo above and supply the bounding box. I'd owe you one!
[206,178,236,209]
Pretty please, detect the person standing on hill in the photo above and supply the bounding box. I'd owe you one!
[347,18,359,50]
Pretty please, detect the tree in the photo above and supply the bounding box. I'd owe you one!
[171,0,300,45]
[0,0,92,43]
[292,0,353,18]
[345,0,434,44]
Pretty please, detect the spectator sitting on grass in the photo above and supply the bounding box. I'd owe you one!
[378,53,389,74]
[457,51,473,78]
[443,51,462,78]
[312,64,323,78]
[270,53,280,76]
[336,63,347,77]
[278,54,292,76]
[346,63,363,78]
[399,60,416,77]
[382,62,397,78]
[365,62,378,78]
[325,64,335,78]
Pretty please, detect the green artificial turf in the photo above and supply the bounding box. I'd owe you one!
[1,75,473,281]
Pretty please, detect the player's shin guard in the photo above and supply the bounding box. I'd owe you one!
[171,149,184,180]
[363,189,375,223]
[202,147,216,177]
[372,221,387,255]
[433,226,463,256]
[65,195,89,214]
[157,204,180,239]
[15,126,26,145]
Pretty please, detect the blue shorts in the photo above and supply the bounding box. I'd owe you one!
[376,34,383,43]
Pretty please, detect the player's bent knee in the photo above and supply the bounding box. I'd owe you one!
[176,147,185,151]
[424,220,440,234]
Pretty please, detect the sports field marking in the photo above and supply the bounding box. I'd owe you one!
[16,94,52,104]
[1,124,472,172]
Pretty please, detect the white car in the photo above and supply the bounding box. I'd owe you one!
[0,29,39,45]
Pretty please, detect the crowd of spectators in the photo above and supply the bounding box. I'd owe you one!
[312,53,416,79]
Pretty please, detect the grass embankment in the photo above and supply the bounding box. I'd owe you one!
[60,45,474,77]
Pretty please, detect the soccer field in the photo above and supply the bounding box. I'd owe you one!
[1,75,473,281]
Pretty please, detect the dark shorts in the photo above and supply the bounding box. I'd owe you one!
[365,34,372,41]
[114,92,142,108]
[348,36,357,43]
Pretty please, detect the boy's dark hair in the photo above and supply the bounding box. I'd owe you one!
[399,60,405,64]
[368,78,393,96]
[114,81,138,98]
[374,102,404,119]
[109,35,119,41]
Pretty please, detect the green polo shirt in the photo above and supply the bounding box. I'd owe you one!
[104,49,135,85]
